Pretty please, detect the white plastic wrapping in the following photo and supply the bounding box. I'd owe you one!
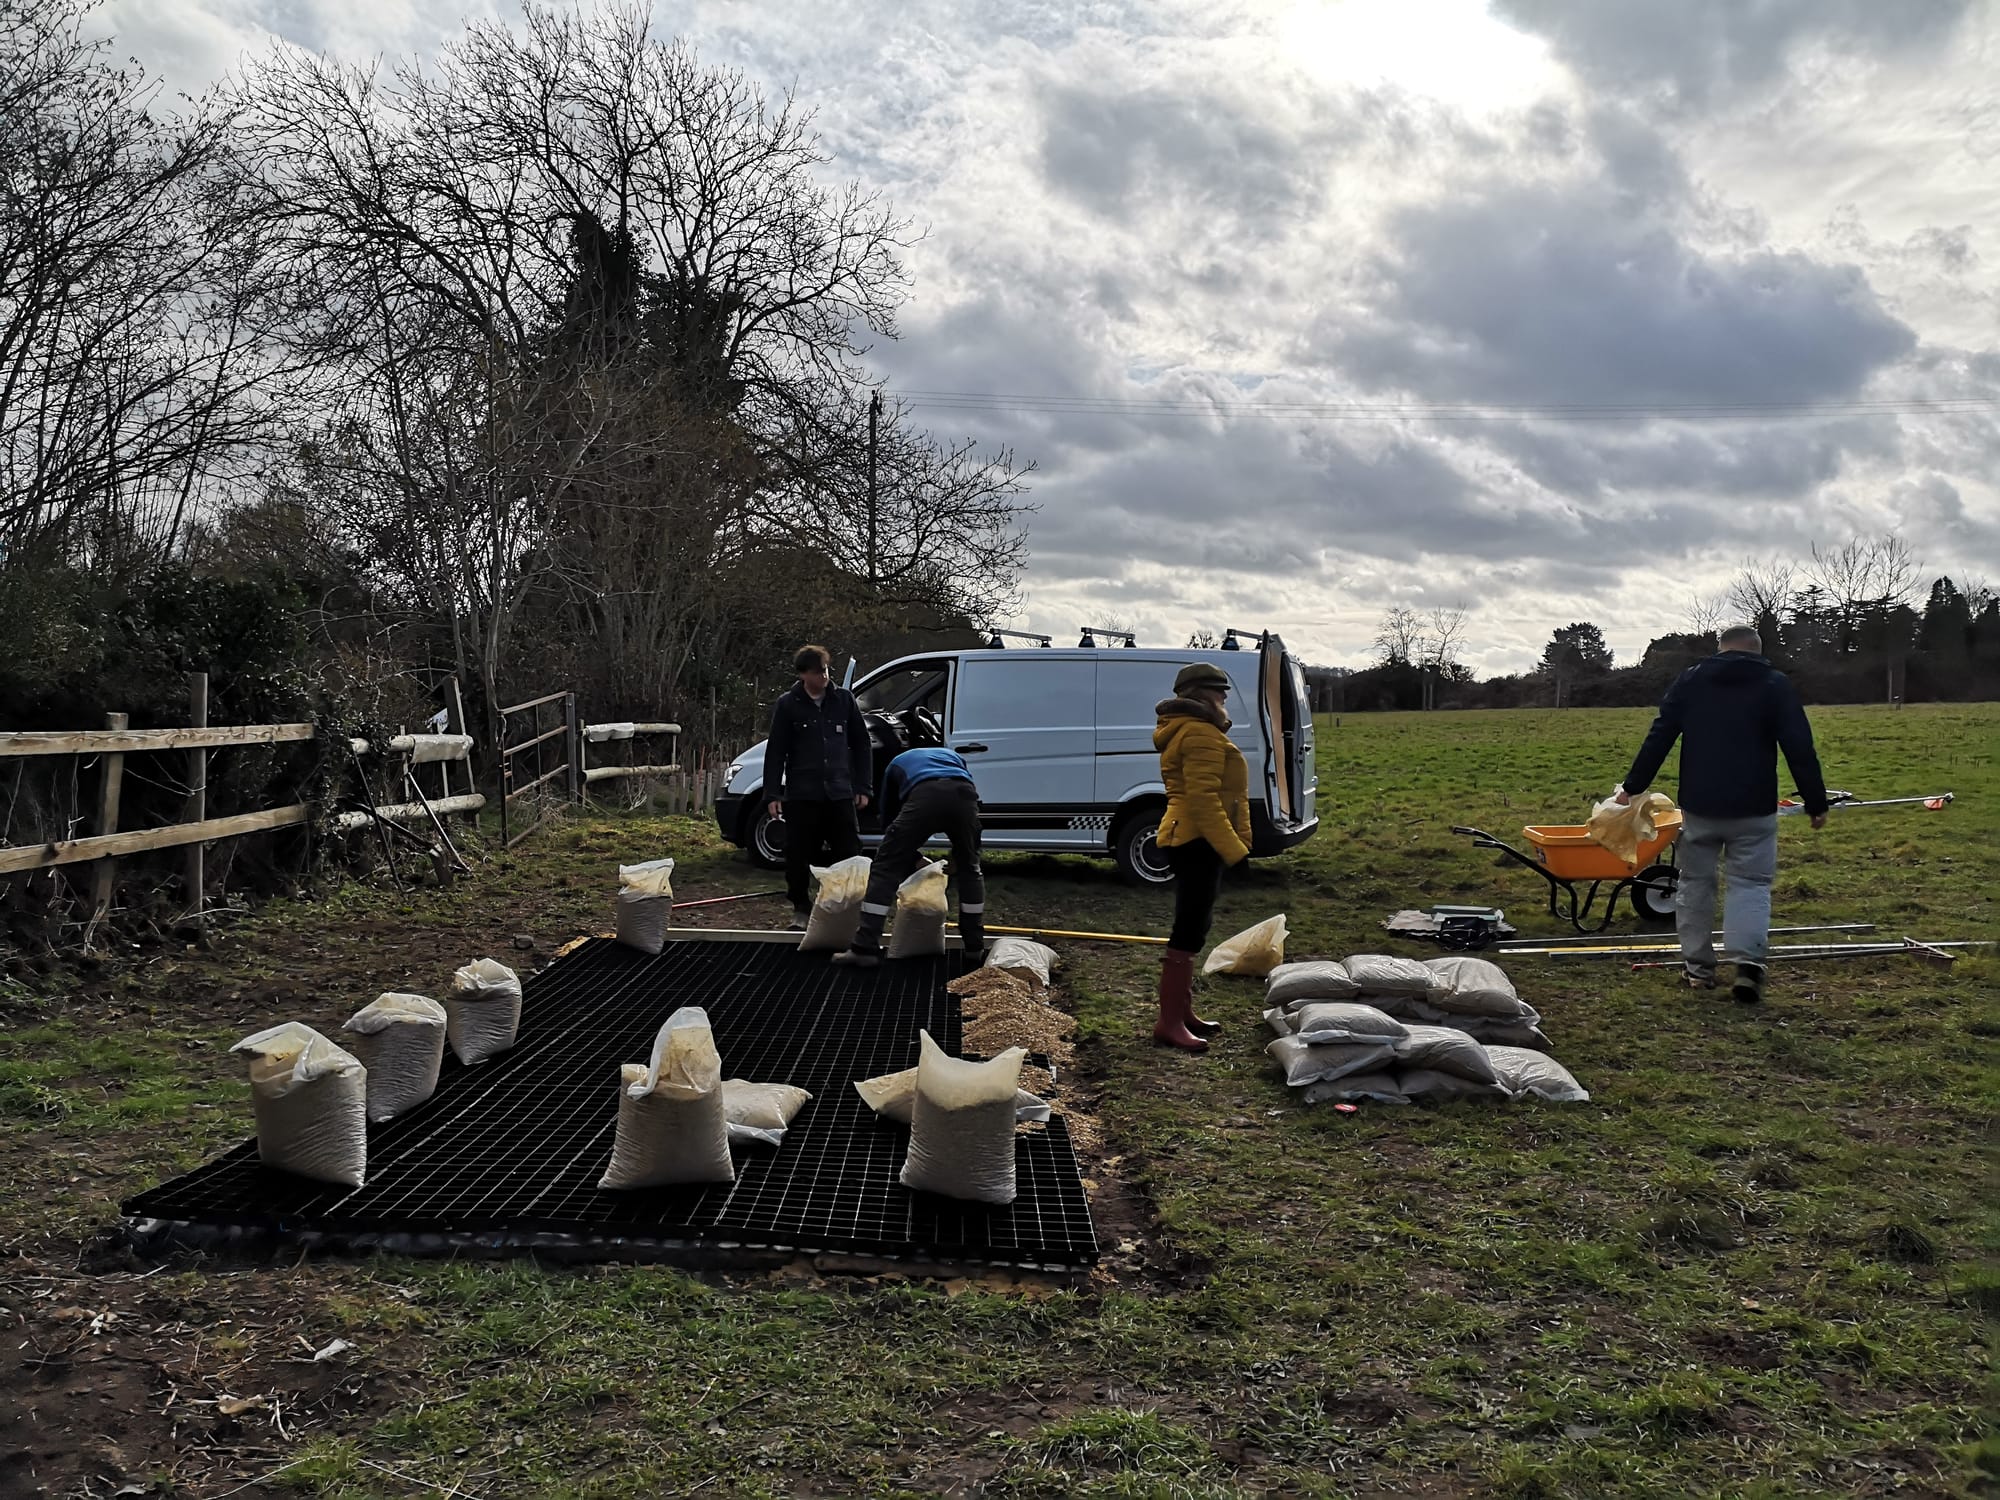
[1264,1035,1398,1088]
[721,1080,814,1147]
[614,857,676,955]
[1203,914,1289,976]
[1485,1046,1591,1102]
[853,1066,1048,1125]
[585,721,638,743]
[1287,1002,1409,1047]
[800,855,872,952]
[897,1032,1026,1204]
[341,992,446,1122]
[599,1007,735,1188]
[447,959,522,1064]
[1265,961,1362,1007]
[885,861,950,959]
[985,938,1059,991]
[231,1023,368,1186]
[407,733,473,765]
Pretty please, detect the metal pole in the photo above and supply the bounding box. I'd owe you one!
[1494,923,1876,950]
[867,389,881,591]
[185,673,207,921]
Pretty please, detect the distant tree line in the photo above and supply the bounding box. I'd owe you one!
[1312,535,2000,711]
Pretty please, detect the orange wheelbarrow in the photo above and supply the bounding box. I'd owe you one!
[1449,810,1683,932]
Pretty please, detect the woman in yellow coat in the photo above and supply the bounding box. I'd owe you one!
[1151,662,1251,1051]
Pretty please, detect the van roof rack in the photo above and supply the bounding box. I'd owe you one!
[984,629,1053,648]
[1221,627,1268,651]
[1077,626,1137,648]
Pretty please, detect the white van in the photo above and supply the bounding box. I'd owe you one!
[715,636,1318,884]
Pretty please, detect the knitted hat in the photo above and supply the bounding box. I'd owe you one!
[1173,662,1231,694]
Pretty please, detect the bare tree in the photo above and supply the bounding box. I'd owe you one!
[1683,589,1725,642]
[0,0,275,573]
[1725,559,1796,637]
[1373,605,1426,668]
[1186,628,1220,649]
[1421,603,1468,709]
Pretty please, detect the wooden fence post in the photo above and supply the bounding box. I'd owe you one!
[88,712,129,943]
[186,674,208,922]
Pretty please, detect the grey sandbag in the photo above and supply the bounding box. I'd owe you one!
[1392,1025,1501,1085]
[1486,1046,1591,1102]
[1265,961,1361,1008]
[1288,1002,1409,1046]
[1397,1068,1509,1101]
[1339,954,1445,997]
[1300,1071,1409,1105]
[1265,1035,1397,1088]
[1421,954,1533,1019]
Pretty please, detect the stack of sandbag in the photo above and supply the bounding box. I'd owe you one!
[1260,953,1588,1105]
[799,855,872,952]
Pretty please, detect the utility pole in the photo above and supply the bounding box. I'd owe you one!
[867,389,881,591]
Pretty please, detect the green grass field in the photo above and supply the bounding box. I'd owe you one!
[1,703,1993,1498]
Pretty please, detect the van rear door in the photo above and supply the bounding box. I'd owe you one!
[1259,634,1315,829]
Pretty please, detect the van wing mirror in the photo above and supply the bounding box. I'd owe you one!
[842,656,856,689]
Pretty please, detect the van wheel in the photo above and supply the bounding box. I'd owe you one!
[749,805,786,869]
[1113,809,1174,887]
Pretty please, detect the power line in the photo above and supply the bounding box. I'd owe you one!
[899,388,1998,423]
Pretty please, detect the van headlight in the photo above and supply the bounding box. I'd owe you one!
[727,762,743,783]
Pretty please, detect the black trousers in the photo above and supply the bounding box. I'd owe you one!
[1167,838,1226,952]
[783,797,863,909]
[853,779,986,952]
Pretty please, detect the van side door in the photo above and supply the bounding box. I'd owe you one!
[948,655,1096,825]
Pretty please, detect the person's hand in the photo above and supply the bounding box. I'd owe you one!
[766,800,782,820]
[1810,812,1828,830]
[855,793,870,810]
[1612,786,1631,806]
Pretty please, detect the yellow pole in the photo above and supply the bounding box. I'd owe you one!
[959,922,1169,946]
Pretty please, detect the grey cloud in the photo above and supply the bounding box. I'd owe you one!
[1318,180,1916,407]
[1493,0,1972,111]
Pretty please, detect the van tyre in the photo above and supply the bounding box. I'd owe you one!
[748,804,786,869]
[1113,808,1174,888]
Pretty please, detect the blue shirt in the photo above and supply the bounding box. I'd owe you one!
[880,747,973,824]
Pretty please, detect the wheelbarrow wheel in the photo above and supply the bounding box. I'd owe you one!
[1631,864,1678,924]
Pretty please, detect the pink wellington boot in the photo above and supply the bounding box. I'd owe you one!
[1151,948,1209,1052]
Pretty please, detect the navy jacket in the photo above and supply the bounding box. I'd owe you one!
[1623,652,1829,819]
[878,747,975,826]
[764,682,871,802]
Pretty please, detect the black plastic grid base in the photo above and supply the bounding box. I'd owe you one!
[122,939,1099,1267]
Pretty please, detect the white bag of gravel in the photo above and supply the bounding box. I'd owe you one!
[1485,1046,1591,1102]
[341,992,446,1122]
[897,1032,1025,1204]
[853,1067,1047,1125]
[721,1080,814,1147]
[985,937,1059,991]
[447,959,522,1064]
[232,1023,368,1186]
[1264,1035,1398,1088]
[1203,914,1289,976]
[599,1007,735,1188]
[885,861,950,959]
[1340,954,1446,997]
[801,856,872,952]
[614,857,676,954]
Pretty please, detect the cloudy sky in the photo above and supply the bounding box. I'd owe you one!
[105,0,2000,673]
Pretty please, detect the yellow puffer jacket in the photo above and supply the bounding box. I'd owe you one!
[1154,696,1252,865]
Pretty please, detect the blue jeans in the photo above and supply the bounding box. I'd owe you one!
[1676,813,1779,972]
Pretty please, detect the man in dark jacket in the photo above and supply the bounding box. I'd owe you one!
[764,644,872,926]
[1617,626,1830,1003]
[831,746,985,967]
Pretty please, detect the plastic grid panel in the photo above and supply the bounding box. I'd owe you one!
[123,939,1099,1266]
